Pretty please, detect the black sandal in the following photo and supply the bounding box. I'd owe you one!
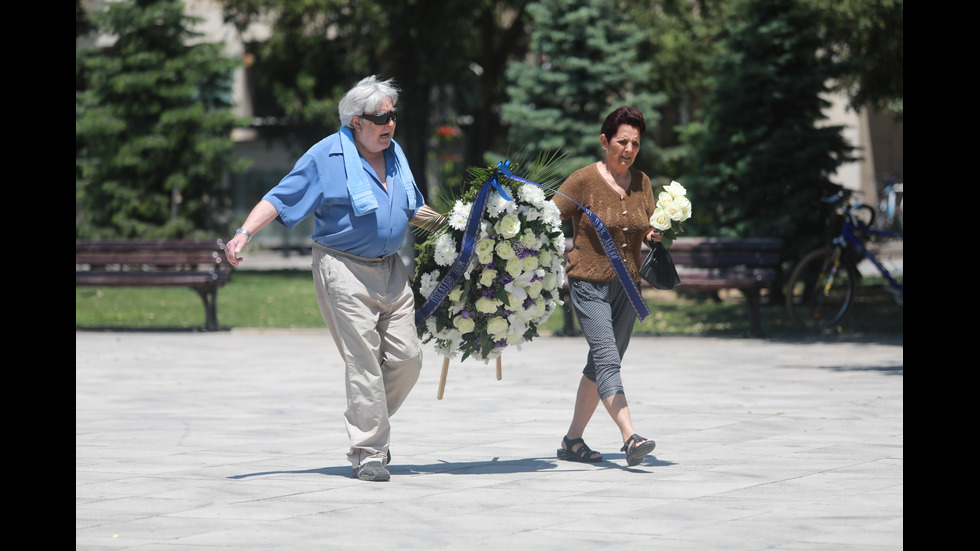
[557,436,603,463]
[621,434,656,466]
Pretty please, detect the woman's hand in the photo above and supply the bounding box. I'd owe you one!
[646,228,663,245]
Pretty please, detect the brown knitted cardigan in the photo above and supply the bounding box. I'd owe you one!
[552,162,656,283]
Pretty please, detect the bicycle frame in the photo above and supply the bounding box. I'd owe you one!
[786,191,903,332]
[836,221,903,292]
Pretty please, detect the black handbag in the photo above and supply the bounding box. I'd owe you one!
[639,241,681,290]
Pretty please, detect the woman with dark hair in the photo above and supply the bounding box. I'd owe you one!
[551,105,661,467]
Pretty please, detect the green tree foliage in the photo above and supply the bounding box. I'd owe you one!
[686,0,855,263]
[76,0,249,239]
[628,0,729,180]
[220,0,532,198]
[501,0,667,173]
[816,0,902,120]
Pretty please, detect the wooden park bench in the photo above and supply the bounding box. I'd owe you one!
[558,236,783,337]
[75,240,233,331]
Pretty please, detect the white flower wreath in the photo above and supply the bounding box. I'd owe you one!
[412,159,568,363]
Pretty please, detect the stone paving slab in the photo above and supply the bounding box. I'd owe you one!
[77,330,903,550]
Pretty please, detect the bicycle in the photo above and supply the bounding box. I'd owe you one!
[877,177,904,232]
[785,190,903,332]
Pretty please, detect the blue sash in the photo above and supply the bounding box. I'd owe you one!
[414,161,649,326]
[496,163,650,321]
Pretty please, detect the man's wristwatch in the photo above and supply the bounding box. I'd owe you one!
[235,228,252,243]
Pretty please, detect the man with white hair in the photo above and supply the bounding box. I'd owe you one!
[225,75,444,481]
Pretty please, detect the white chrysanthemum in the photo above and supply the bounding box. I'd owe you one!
[518,184,546,208]
[541,201,562,229]
[434,233,458,266]
[518,203,539,222]
[448,201,471,230]
[486,187,517,217]
[432,340,457,360]
[420,270,440,298]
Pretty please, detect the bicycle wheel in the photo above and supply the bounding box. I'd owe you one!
[785,247,858,332]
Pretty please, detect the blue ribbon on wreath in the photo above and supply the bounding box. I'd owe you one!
[414,160,648,327]
[414,163,513,326]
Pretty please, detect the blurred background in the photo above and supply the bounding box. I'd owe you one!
[76,0,902,267]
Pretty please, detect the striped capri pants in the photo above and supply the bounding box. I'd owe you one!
[567,276,637,399]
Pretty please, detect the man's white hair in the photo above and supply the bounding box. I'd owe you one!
[338,75,399,128]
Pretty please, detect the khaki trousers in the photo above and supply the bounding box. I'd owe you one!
[312,244,422,468]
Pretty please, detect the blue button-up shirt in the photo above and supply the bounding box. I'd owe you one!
[263,132,424,258]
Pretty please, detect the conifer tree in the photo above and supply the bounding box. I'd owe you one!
[686,0,854,262]
[76,0,248,239]
[501,0,666,173]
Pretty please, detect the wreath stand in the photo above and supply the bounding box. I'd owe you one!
[437,356,502,400]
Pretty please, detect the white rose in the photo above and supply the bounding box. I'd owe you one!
[538,250,553,267]
[521,255,539,272]
[475,297,498,314]
[541,272,557,291]
[666,180,687,197]
[650,209,672,231]
[520,229,539,249]
[665,202,684,221]
[673,196,692,221]
[475,238,495,264]
[505,258,524,277]
[486,316,509,337]
[453,315,475,334]
[448,286,464,303]
[495,240,516,260]
[496,212,522,239]
[479,268,497,287]
[526,279,543,298]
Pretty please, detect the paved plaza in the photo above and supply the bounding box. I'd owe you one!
[77,329,903,550]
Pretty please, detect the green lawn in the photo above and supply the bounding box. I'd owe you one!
[76,269,902,337]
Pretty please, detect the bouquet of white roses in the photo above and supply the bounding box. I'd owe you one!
[649,180,692,247]
[412,160,567,363]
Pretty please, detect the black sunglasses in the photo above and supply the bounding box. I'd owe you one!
[359,108,398,125]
